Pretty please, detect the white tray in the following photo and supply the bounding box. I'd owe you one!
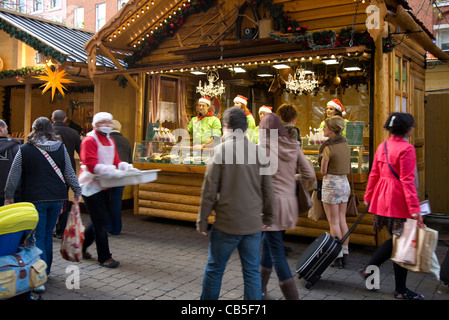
[97,169,161,188]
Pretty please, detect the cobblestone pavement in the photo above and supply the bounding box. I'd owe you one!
[38,210,449,302]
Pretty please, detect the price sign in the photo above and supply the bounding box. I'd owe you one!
[346,121,364,146]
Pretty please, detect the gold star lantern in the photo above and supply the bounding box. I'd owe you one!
[34,63,75,100]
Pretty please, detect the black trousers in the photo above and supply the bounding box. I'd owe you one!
[368,238,408,293]
[82,189,113,263]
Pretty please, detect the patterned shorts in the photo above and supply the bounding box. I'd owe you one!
[322,174,350,204]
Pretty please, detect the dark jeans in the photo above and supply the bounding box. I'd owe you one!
[82,190,113,263]
[108,186,124,235]
[260,230,292,282]
[368,238,408,293]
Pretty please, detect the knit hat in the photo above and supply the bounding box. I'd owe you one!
[198,97,211,106]
[233,95,248,105]
[92,112,113,126]
[258,106,272,114]
[327,99,346,116]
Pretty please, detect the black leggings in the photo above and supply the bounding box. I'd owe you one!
[368,238,408,293]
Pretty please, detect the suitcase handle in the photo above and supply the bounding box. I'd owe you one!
[339,205,370,244]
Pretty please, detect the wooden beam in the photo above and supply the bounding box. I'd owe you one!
[92,45,368,77]
[23,83,32,138]
[98,43,140,90]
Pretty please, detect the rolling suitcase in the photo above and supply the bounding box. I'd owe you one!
[295,206,369,289]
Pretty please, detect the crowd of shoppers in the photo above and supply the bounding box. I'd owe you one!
[0,101,426,301]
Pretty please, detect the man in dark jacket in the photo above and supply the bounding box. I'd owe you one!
[52,110,81,172]
[51,110,81,237]
[108,120,133,235]
[0,119,20,205]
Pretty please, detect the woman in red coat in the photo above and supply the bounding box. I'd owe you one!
[361,112,423,300]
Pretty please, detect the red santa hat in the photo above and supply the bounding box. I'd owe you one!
[233,95,248,105]
[198,96,211,106]
[327,99,346,116]
[258,106,272,114]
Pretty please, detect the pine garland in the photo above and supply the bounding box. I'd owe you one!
[251,0,307,35]
[0,66,46,80]
[0,19,67,64]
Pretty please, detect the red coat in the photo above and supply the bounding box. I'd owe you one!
[364,136,420,218]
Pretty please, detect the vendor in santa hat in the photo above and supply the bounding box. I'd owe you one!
[187,96,222,147]
[78,112,137,268]
[233,95,257,142]
[320,99,348,137]
[250,105,272,143]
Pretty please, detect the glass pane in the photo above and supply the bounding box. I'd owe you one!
[395,56,400,91]
[402,60,408,93]
[402,97,407,113]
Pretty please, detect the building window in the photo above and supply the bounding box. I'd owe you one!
[74,7,84,28]
[394,54,409,113]
[437,29,449,54]
[34,0,43,12]
[17,0,26,13]
[51,0,61,9]
[96,3,106,31]
[118,0,128,9]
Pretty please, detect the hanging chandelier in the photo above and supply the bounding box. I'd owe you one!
[285,67,318,94]
[196,70,225,97]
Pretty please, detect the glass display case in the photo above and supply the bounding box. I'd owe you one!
[302,145,369,174]
[133,141,212,166]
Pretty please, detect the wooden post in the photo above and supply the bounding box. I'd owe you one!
[372,30,390,149]
[23,83,32,138]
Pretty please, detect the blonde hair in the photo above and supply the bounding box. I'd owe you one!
[324,116,345,134]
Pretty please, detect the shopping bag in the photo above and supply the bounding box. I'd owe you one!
[60,203,85,262]
[392,222,439,274]
[308,190,325,222]
[391,218,418,265]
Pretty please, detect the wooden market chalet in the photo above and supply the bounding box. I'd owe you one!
[10,0,446,247]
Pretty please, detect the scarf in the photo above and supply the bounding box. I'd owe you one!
[196,111,214,122]
[318,135,347,166]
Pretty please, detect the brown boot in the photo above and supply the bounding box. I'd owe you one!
[260,266,273,300]
[279,278,299,300]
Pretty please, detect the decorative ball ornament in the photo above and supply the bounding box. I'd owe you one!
[333,76,341,85]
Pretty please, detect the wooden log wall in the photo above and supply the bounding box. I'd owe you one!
[137,171,214,223]
[286,181,378,247]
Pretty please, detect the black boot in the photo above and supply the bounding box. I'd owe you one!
[331,257,342,268]
[341,254,348,268]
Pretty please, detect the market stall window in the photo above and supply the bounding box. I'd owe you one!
[394,54,409,112]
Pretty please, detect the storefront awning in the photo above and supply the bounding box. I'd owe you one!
[0,8,116,68]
